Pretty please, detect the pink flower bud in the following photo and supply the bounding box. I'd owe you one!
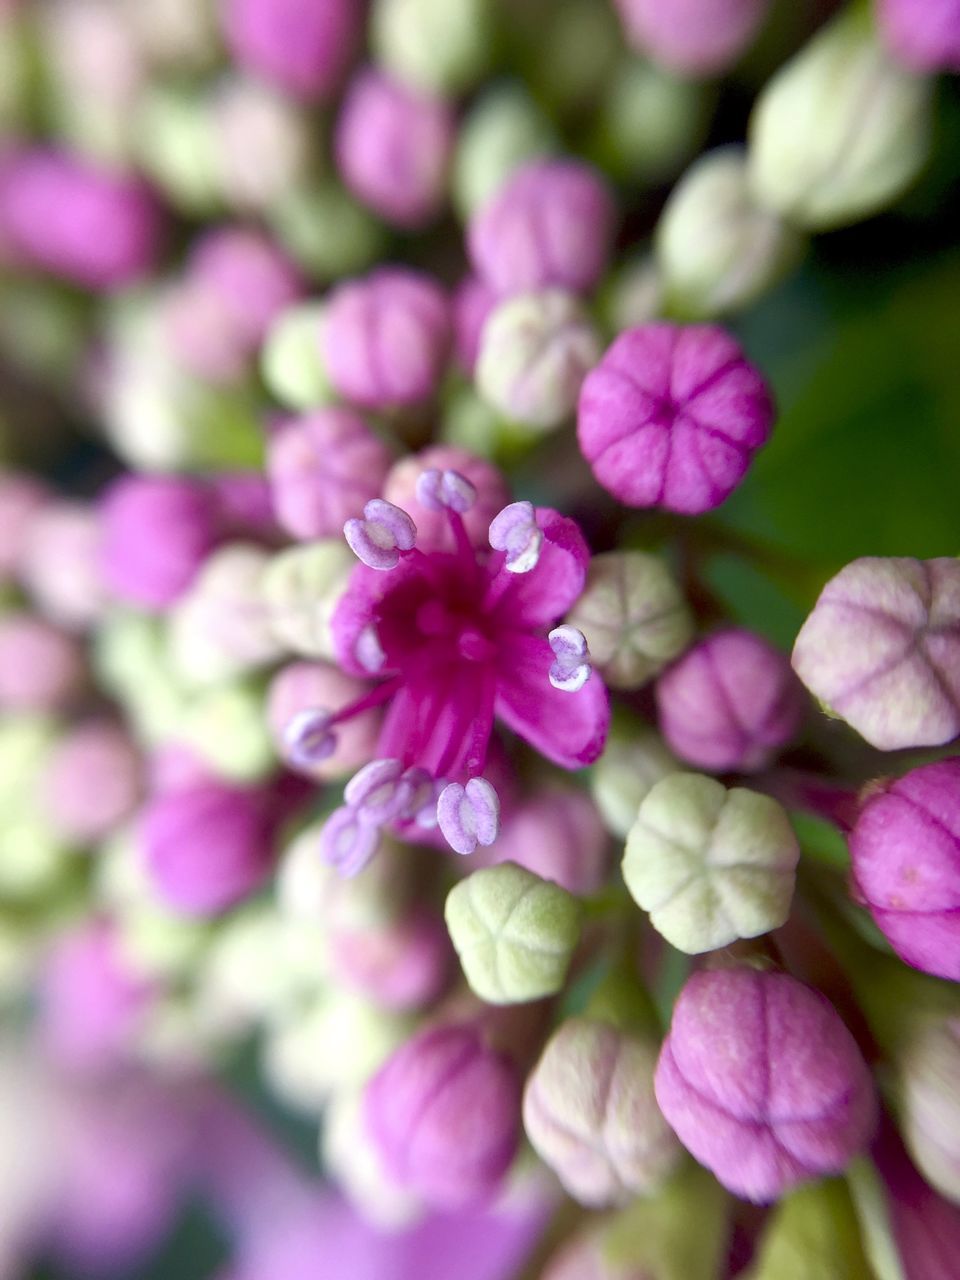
[468,159,616,297]
[850,758,960,981]
[99,475,221,610]
[219,0,363,101]
[0,469,49,582]
[41,721,142,843]
[19,501,106,631]
[0,613,84,712]
[792,556,960,752]
[328,907,453,1010]
[267,409,393,541]
[383,445,510,551]
[324,267,451,409]
[655,627,804,772]
[578,323,774,514]
[613,0,772,75]
[266,660,381,780]
[878,0,960,72]
[655,968,876,1202]
[364,1022,522,1208]
[335,68,455,227]
[0,147,161,289]
[477,784,609,895]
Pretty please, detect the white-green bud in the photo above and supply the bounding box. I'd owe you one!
[595,59,707,185]
[590,713,679,839]
[445,862,583,1004]
[747,8,932,231]
[372,0,494,96]
[657,147,804,319]
[453,85,556,220]
[260,540,356,659]
[565,551,693,690]
[622,773,800,954]
[744,1179,873,1280]
[600,256,664,335]
[897,1018,960,1205]
[323,1088,421,1226]
[134,85,220,214]
[182,680,276,783]
[270,182,385,282]
[260,302,334,411]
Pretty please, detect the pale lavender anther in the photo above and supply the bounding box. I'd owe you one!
[319,805,382,877]
[343,499,417,571]
[416,469,478,515]
[344,758,415,825]
[488,501,543,574]
[548,625,592,692]
[282,707,337,769]
[401,767,443,828]
[437,778,501,855]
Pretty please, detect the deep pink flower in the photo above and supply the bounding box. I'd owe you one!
[878,0,960,73]
[613,0,771,75]
[578,323,774,514]
[219,0,363,101]
[292,462,609,872]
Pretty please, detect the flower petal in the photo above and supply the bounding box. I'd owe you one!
[493,508,590,629]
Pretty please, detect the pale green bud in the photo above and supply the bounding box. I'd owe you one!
[565,551,693,690]
[94,610,187,745]
[590,712,679,839]
[270,182,385,282]
[476,290,601,433]
[210,76,313,214]
[657,147,804,319]
[623,773,799,954]
[260,302,334,411]
[595,59,708,185]
[114,906,210,983]
[445,862,583,1004]
[261,540,356,660]
[439,386,500,459]
[0,718,67,900]
[372,0,494,96]
[453,85,556,219]
[896,1017,960,1204]
[182,680,276,782]
[744,1179,872,1280]
[276,821,338,924]
[600,256,665,335]
[323,1088,421,1226]
[134,85,220,214]
[748,8,932,231]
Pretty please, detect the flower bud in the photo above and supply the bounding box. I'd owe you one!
[383,445,509,551]
[324,267,451,410]
[594,59,707,186]
[322,1088,420,1226]
[267,409,393,541]
[453,85,556,220]
[523,1017,681,1206]
[20,502,106,632]
[878,0,960,73]
[219,0,362,102]
[590,713,679,839]
[476,290,601,433]
[0,716,67,899]
[269,179,386,282]
[0,613,84,713]
[747,7,932,231]
[566,551,693,690]
[261,539,356,659]
[335,68,455,228]
[372,0,493,96]
[0,469,49,583]
[267,660,380,781]
[445,862,582,1004]
[0,146,162,289]
[746,1179,873,1280]
[133,83,219,214]
[329,907,452,1011]
[468,159,616,298]
[578,324,774,514]
[792,556,960,752]
[850,758,960,981]
[656,147,804,319]
[209,76,311,214]
[260,302,334,410]
[655,968,877,1202]
[656,628,804,773]
[452,276,497,374]
[364,1022,522,1208]
[181,680,276,783]
[481,784,609,895]
[613,0,771,75]
[41,720,142,844]
[99,475,220,610]
[623,773,799,953]
[895,1017,960,1206]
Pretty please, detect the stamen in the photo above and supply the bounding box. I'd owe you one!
[399,767,441,828]
[548,625,592,692]
[437,777,501,855]
[416,469,477,513]
[319,806,382,877]
[283,707,336,768]
[344,758,414,825]
[488,501,543,574]
[344,499,417,571]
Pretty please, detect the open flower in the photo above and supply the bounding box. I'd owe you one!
[290,463,609,873]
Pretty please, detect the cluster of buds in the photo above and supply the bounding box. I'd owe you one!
[1,0,960,1278]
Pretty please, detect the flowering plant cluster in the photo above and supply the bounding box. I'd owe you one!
[1,0,959,1277]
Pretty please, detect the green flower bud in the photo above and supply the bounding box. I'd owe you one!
[440,386,500,459]
[476,290,601,433]
[135,85,220,214]
[114,906,209,983]
[261,540,356,659]
[747,8,932,231]
[622,773,799,954]
[182,680,275,782]
[565,551,694,690]
[372,0,494,96]
[600,256,664,335]
[0,717,67,899]
[270,182,385,282]
[260,302,335,411]
[453,85,556,220]
[94,610,187,745]
[594,59,708,185]
[529,0,621,117]
[743,1179,872,1280]
[445,862,583,1004]
[523,1016,681,1206]
[590,712,679,839]
[657,147,804,320]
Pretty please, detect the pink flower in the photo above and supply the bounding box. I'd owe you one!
[578,323,774,514]
[219,0,363,102]
[295,460,609,872]
[878,0,960,73]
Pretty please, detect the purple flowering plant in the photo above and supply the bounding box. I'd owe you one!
[1,0,960,1277]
